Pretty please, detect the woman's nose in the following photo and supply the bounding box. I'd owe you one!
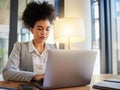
[41,29,46,35]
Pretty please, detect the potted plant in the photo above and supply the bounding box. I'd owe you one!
[0,48,7,73]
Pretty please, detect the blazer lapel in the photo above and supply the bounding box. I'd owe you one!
[20,42,34,72]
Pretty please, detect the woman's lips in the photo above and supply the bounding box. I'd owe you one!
[40,36,46,40]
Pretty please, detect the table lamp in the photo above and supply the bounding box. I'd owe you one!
[54,17,85,49]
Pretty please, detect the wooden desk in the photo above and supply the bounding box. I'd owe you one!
[0,74,120,90]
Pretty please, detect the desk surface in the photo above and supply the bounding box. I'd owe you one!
[0,74,120,90]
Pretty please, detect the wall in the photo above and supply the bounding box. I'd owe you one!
[64,0,92,50]
[0,9,9,39]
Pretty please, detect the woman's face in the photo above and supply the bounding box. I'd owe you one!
[30,19,51,44]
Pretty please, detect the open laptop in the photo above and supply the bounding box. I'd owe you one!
[30,50,97,90]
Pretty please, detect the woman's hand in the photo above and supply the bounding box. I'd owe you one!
[32,74,44,81]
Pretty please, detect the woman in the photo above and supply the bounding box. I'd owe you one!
[2,1,56,82]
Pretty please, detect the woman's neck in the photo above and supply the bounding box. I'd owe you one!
[33,40,45,54]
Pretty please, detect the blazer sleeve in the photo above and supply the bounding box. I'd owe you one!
[2,42,36,82]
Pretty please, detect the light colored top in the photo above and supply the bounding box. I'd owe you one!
[29,41,48,74]
[2,42,56,82]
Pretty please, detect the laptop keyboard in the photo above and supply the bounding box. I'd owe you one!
[30,79,44,87]
[34,80,43,86]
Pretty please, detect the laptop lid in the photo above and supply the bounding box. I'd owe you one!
[42,50,97,89]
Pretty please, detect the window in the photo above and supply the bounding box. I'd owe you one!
[91,0,100,74]
[18,0,33,42]
[0,0,10,80]
[111,0,120,74]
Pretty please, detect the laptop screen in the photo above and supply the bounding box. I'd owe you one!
[42,50,97,89]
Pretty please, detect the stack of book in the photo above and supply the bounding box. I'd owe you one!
[93,79,120,90]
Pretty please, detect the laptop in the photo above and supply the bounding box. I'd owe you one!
[30,50,97,90]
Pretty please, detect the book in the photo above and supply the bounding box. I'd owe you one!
[93,81,120,90]
[104,79,120,83]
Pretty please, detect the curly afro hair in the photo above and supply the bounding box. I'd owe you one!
[22,1,56,29]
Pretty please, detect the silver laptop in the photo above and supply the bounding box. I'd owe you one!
[31,50,97,90]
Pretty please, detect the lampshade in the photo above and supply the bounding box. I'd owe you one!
[54,17,85,43]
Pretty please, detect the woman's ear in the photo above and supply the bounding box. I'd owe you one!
[30,28,33,34]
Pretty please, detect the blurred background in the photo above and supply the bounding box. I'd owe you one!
[0,0,120,80]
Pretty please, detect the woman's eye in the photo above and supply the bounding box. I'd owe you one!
[46,28,50,31]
